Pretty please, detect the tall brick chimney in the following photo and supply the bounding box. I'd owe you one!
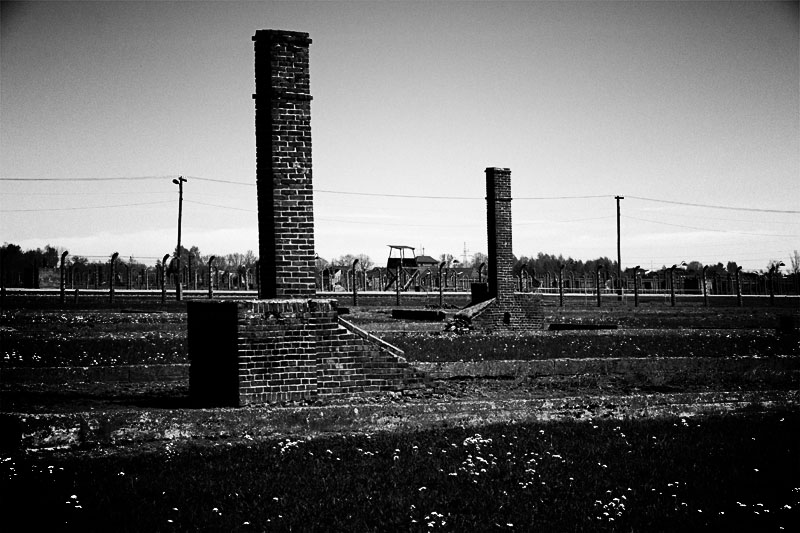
[486,167,514,303]
[253,30,315,298]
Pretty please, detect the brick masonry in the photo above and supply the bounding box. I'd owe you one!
[486,167,515,303]
[253,30,316,299]
[457,168,543,331]
[189,300,422,406]
[187,29,422,406]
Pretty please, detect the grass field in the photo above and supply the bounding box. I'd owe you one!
[1,303,797,531]
[2,411,797,531]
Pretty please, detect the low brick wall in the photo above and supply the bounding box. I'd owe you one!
[455,294,545,332]
[187,299,423,406]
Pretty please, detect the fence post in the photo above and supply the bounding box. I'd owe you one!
[558,263,564,307]
[669,266,676,307]
[109,252,119,304]
[735,266,743,307]
[633,266,640,307]
[396,263,401,306]
[352,258,359,306]
[188,254,194,291]
[162,253,170,304]
[438,262,445,308]
[0,247,5,308]
[702,265,709,307]
[208,256,216,299]
[60,251,69,306]
[595,267,600,307]
[769,262,785,305]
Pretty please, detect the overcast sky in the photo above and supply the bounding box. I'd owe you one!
[1,1,798,271]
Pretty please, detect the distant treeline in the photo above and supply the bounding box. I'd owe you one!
[2,243,796,290]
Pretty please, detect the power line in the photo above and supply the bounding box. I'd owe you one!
[622,215,800,238]
[0,175,177,182]
[0,191,173,197]
[628,207,800,226]
[185,200,254,212]
[517,195,612,200]
[184,176,253,186]
[182,200,616,229]
[316,189,612,200]
[318,216,483,229]
[316,189,480,200]
[0,200,174,213]
[516,215,615,225]
[4,173,798,213]
[626,195,800,214]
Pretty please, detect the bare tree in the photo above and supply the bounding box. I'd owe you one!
[766,259,784,272]
[790,250,800,275]
[332,254,373,269]
[439,253,454,267]
[470,252,488,269]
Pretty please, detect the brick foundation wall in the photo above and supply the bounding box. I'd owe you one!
[188,300,422,406]
[253,30,316,298]
[469,294,544,332]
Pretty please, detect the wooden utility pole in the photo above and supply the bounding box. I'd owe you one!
[173,176,187,301]
[615,196,624,300]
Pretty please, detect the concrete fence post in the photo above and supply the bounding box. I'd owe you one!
[60,251,68,305]
[596,265,602,308]
[702,265,709,307]
[396,264,401,306]
[208,256,216,299]
[0,247,5,308]
[109,252,119,304]
[438,261,445,308]
[352,258,359,306]
[736,266,743,307]
[768,262,785,305]
[669,266,676,307]
[162,253,170,305]
[558,263,565,307]
[188,254,194,290]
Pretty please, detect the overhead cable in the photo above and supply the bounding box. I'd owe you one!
[0,200,174,213]
[0,175,176,182]
[622,215,800,238]
[626,195,800,214]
